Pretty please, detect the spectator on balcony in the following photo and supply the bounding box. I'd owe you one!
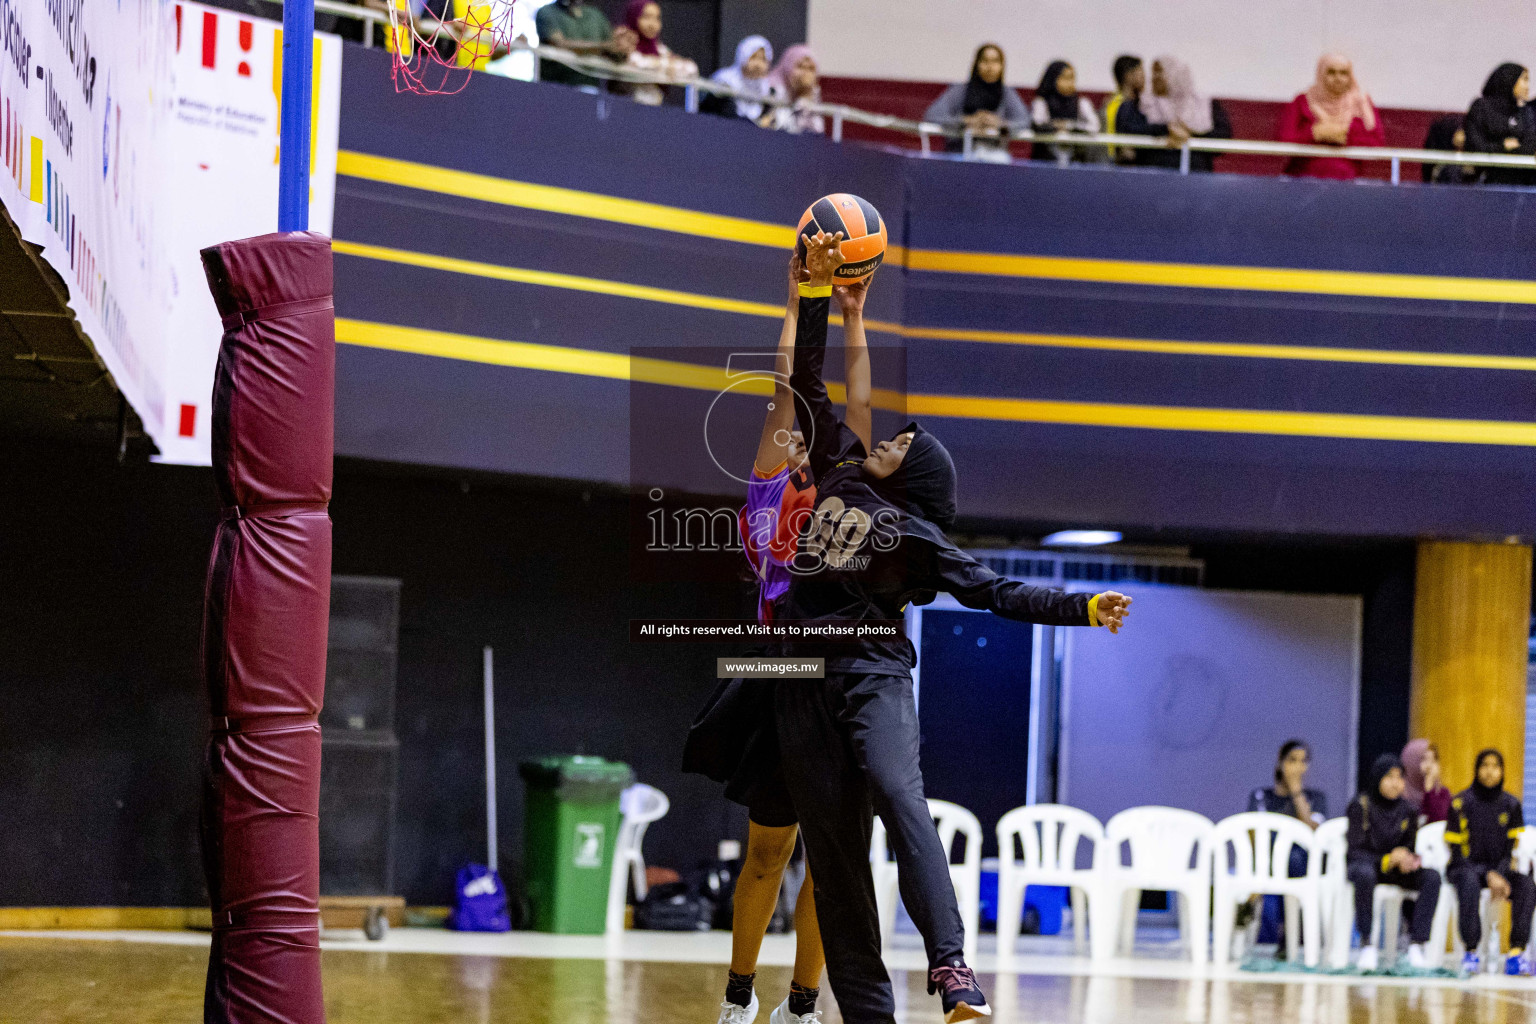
[1422,115,1474,184]
[534,0,637,90]
[621,1,698,106]
[1139,56,1230,172]
[1101,55,1170,164]
[1464,63,1536,186]
[924,44,1031,163]
[1278,54,1384,180]
[705,35,780,123]
[765,44,826,135]
[1030,60,1101,164]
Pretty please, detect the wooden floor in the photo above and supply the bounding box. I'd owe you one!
[9,936,1536,1024]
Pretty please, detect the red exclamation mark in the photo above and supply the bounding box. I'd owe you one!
[238,21,253,76]
[202,11,217,69]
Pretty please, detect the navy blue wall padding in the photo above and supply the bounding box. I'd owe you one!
[333,46,1536,538]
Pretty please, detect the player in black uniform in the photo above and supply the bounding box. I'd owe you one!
[1447,748,1534,975]
[774,233,1131,1024]
[1346,754,1441,972]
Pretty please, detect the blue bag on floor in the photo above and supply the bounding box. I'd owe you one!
[449,862,511,932]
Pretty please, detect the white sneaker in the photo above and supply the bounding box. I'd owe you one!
[769,998,822,1024]
[717,992,760,1024]
[1406,944,1429,969]
[1357,946,1379,973]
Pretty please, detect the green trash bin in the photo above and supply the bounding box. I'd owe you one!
[518,755,635,933]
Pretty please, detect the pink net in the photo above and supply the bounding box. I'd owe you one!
[384,0,518,96]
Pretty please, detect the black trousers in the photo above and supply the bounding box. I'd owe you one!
[1450,862,1536,950]
[1347,855,1440,945]
[776,673,965,1024]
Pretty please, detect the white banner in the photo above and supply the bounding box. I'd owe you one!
[2,0,176,442]
[157,1,341,464]
[1,0,340,464]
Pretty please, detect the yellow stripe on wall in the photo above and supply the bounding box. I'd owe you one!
[335,240,1536,373]
[336,317,1536,447]
[906,393,1536,447]
[905,248,1536,306]
[0,907,214,930]
[339,150,1536,304]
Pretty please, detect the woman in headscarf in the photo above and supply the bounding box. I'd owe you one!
[1138,56,1231,172]
[706,35,780,122]
[1030,60,1101,164]
[763,44,825,135]
[1421,115,1474,185]
[1346,754,1441,972]
[620,1,698,107]
[1446,749,1535,975]
[1464,63,1536,185]
[1278,54,1385,180]
[1246,740,1329,951]
[1401,738,1451,822]
[924,44,1032,163]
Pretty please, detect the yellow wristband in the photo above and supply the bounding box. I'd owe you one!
[1088,594,1102,627]
[1381,853,1392,873]
[799,283,833,298]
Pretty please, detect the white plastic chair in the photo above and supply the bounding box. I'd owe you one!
[995,804,1104,961]
[604,783,669,936]
[1096,807,1214,963]
[871,798,983,963]
[1312,817,1353,968]
[1210,812,1321,966]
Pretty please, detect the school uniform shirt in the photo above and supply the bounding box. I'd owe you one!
[1248,786,1329,825]
[535,1,614,88]
[778,287,1096,676]
[1447,787,1523,870]
[1347,791,1418,871]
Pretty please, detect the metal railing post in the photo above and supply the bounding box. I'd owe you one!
[684,84,698,113]
[1391,156,1401,185]
[920,130,931,157]
[1179,141,1191,174]
[832,109,844,143]
[963,128,974,159]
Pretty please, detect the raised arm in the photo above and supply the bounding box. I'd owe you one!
[753,253,805,474]
[790,231,856,479]
[920,539,1132,630]
[833,275,873,453]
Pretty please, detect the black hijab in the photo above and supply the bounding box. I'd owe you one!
[1367,754,1403,806]
[868,421,957,532]
[962,45,1006,114]
[1036,60,1079,120]
[1473,748,1505,800]
[1481,63,1527,117]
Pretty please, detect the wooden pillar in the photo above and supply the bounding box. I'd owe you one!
[1409,541,1531,797]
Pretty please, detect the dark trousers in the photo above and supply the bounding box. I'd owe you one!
[776,673,965,1024]
[1450,862,1536,950]
[1347,855,1440,945]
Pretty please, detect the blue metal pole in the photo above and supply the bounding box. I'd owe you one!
[278,0,314,231]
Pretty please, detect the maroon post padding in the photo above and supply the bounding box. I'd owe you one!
[198,231,334,1024]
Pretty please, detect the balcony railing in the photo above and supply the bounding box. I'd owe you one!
[311,0,1535,185]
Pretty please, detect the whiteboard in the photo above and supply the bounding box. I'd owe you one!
[1060,585,1360,825]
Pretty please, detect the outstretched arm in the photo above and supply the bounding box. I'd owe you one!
[753,253,805,474]
[790,231,856,479]
[834,275,873,453]
[922,540,1132,631]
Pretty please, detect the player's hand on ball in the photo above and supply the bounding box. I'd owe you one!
[802,230,846,286]
[1096,591,1132,633]
[834,274,872,315]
